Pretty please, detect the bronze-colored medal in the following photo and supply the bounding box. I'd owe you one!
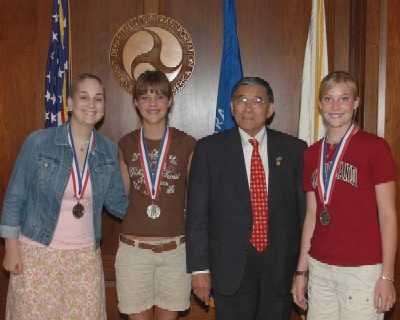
[73,202,85,219]
[320,208,331,225]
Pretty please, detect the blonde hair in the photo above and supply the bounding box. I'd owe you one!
[70,73,105,100]
[319,71,358,101]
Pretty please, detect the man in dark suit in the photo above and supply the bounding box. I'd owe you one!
[186,77,307,320]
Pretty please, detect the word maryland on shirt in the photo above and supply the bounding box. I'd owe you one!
[303,129,396,266]
[119,127,196,237]
[310,161,358,189]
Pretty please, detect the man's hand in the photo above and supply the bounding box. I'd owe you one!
[192,273,211,305]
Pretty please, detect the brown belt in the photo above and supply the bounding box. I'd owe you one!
[119,234,185,253]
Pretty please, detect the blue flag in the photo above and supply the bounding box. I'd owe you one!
[45,0,70,128]
[214,0,243,132]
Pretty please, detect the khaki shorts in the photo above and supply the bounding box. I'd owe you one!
[307,255,384,320]
[115,236,191,315]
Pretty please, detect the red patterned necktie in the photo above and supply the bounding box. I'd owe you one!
[249,138,268,252]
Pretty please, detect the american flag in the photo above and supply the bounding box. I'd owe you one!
[45,0,70,128]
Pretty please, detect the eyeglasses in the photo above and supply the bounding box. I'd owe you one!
[234,97,266,108]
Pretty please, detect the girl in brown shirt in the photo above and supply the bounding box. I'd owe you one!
[116,70,196,320]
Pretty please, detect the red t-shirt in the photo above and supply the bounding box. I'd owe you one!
[303,129,396,266]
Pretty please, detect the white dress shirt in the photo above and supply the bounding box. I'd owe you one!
[238,127,269,190]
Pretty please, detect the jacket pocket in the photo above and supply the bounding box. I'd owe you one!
[37,156,59,182]
[93,162,116,187]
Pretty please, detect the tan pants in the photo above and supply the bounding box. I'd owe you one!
[307,255,384,320]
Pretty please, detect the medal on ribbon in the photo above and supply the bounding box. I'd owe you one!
[317,124,356,225]
[320,207,331,225]
[138,126,171,219]
[68,125,95,219]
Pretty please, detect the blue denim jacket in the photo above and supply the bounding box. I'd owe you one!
[0,122,129,249]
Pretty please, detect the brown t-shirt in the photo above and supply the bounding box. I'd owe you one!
[118,127,196,237]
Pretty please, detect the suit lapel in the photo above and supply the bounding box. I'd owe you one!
[222,127,285,217]
[223,128,253,214]
[266,128,283,217]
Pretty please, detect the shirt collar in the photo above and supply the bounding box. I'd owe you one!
[238,126,267,147]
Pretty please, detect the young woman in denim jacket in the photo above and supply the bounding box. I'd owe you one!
[0,74,129,319]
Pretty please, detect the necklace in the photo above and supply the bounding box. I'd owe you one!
[326,142,339,158]
[75,140,89,152]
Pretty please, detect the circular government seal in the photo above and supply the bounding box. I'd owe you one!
[109,15,195,95]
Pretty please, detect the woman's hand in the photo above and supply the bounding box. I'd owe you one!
[374,278,396,313]
[3,239,23,275]
[291,274,309,310]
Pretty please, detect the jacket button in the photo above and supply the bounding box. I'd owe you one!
[243,247,248,252]
[248,224,253,229]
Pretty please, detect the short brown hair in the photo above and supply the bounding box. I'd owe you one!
[319,71,358,101]
[133,70,172,100]
[70,73,105,100]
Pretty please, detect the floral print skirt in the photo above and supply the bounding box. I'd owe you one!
[6,242,106,320]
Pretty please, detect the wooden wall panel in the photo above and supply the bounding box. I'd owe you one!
[363,0,380,134]
[237,0,311,136]
[1,0,400,319]
[383,0,400,316]
[0,2,52,214]
[325,0,336,73]
[0,1,52,319]
[334,0,351,71]
[165,0,223,138]
[324,0,351,73]
[69,0,143,145]
[349,0,367,128]
[165,0,311,138]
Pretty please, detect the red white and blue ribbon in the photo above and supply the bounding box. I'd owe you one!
[68,125,94,201]
[317,123,356,206]
[138,126,171,201]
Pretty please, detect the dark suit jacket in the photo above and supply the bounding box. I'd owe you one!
[186,126,307,296]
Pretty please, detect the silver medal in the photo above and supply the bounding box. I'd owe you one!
[147,204,161,219]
